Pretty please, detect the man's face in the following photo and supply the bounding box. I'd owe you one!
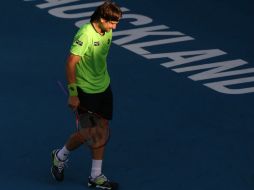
[100,19,119,32]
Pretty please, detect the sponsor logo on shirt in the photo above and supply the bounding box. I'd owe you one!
[94,41,100,46]
[75,40,83,46]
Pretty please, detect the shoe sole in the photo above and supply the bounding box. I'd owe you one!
[88,182,118,190]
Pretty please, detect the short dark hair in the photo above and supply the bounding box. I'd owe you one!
[90,1,122,22]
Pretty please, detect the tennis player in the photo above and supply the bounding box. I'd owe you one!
[51,1,122,189]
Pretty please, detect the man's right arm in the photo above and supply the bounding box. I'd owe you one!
[66,53,81,110]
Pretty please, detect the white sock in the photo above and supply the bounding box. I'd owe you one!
[57,146,70,161]
[91,160,102,179]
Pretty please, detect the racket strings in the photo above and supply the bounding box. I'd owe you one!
[76,112,109,149]
[87,122,109,148]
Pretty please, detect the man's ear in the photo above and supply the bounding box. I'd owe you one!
[100,18,107,23]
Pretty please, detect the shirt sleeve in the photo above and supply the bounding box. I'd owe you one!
[70,30,90,56]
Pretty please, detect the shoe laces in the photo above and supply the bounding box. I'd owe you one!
[55,156,68,172]
[93,174,108,184]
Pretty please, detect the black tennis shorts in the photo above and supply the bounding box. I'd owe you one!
[77,85,113,120]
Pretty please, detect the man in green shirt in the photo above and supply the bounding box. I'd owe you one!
[51,1,122,189]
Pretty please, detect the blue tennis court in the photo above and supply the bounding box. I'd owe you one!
[1,0,254,189]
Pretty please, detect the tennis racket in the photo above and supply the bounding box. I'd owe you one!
[57,80,110,149]
[75,106,110,149]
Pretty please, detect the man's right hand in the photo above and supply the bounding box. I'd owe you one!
[68,96,80,111]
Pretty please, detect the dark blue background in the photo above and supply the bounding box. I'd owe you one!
[1,0,254,189]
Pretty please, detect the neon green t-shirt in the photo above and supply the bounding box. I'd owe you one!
[70,23,112,93]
